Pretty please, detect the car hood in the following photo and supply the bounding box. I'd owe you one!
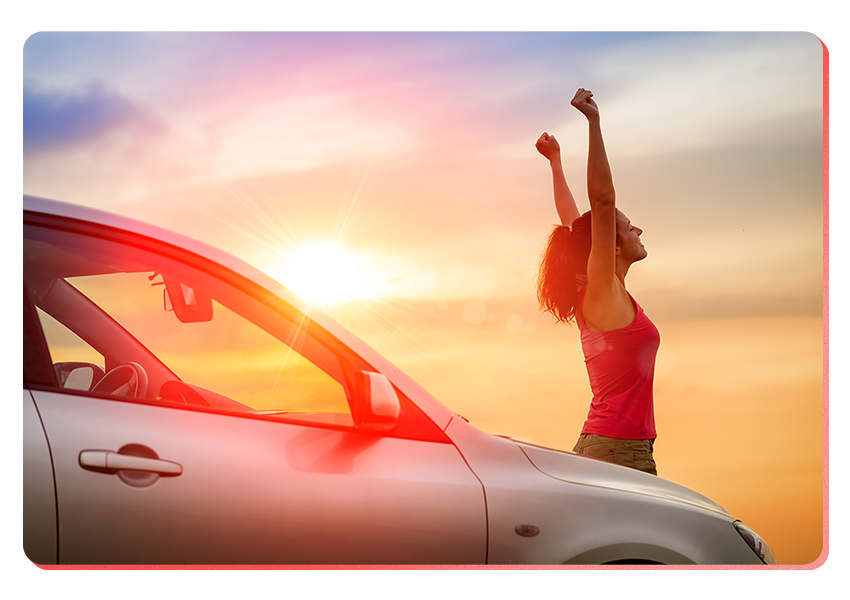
[515,440,730,517]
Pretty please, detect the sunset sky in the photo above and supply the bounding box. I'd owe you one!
[21,31,825,567]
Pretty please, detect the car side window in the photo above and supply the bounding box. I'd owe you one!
[24,223,354,428]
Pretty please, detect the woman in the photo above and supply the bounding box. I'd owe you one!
[536,88,660,476]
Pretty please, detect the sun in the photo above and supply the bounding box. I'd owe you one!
[267,242,386,305]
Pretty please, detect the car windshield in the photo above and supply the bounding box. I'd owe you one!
[24,223,354,425]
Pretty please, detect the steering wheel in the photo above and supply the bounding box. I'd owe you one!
[91,362,148,398]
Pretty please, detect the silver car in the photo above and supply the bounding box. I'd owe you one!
[23,195,776,565]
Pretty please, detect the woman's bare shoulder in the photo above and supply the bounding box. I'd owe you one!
[581,281,637,332]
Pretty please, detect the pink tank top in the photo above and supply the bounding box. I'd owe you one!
[576,287,660,439]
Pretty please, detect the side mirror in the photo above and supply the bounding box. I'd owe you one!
[54,362,106,391]
[353,371,401,433]
[163,279,213,323]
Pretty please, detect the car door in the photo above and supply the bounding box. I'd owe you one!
[30,389,484,565]
[23,214,486,565]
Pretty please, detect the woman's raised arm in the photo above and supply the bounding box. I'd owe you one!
[572,88,617,286]
[536,132,581,227]
[572,88,635,330]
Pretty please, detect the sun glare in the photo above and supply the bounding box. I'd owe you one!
[267,243,386,305]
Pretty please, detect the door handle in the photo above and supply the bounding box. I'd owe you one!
[79,450,183,476]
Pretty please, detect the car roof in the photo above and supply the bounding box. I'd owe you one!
[23,194,455,429]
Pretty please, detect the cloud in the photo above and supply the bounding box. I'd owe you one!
[512,33,823,162]
[593,33,822,155]
[23,82,162,154]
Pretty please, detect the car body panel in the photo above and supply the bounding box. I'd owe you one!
[23,390,57,564]
[445,417,761,564]
[516,441,729,516]
[32,389,485,564]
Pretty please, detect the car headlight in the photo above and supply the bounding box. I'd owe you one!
[734,521,777,565]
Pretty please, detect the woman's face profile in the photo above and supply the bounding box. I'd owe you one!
[616,210,647,263]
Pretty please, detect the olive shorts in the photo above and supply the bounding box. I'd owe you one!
[572,433,657,476]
